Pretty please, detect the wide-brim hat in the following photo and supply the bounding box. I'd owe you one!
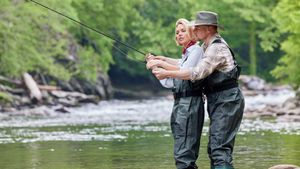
[189,11,224,29]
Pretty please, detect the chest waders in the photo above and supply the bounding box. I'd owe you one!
[204,39,244,169]
[171,78,205,169]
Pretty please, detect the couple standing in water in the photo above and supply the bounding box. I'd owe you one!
[146,11,245,169]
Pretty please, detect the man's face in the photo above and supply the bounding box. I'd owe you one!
[193,25,209,40]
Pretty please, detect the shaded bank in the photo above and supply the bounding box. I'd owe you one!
[1,74,299,122]
[0,73,112,112]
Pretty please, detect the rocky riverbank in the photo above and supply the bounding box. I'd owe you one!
[0,73,112,113]
[240,75,300,122]
[0,74,299,122]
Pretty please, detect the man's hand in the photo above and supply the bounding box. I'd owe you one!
[152,67,168,80]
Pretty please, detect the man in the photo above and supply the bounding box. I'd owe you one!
[147,11,244,169]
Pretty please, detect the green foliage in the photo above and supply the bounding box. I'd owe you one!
[0,0,76,80]
[0,91,12,104]
[220,0,278,75]
[0,0,299,86]
[271,0,300,88]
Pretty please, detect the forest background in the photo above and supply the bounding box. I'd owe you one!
[0,0,299,94]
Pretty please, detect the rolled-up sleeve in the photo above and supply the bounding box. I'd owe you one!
[159,78,174,88]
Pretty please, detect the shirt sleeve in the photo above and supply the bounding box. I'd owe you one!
[159,78,174,88]
[181,47,203,69]
[190,43,231,81]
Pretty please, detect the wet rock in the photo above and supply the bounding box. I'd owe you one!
[282,97,298,110]
[54,106,71,113]
[239,75,266,90]
[8,106,53,116]
[1,106,17,112]
[240,75,299,121]
[55,75,112,99]
[268,164,300,169]
[242,90,259,96]
[51,90,87,98]
[275,111,286,116]
[57,98,78,107]
[278,115,300,122]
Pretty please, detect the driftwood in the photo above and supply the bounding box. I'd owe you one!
[0,75,22,86]
[38,85,60,91]
[0,84,25,95]
[22,73,42,103]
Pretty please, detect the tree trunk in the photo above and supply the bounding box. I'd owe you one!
[249,22,257,75]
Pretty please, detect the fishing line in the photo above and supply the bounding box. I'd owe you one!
[112,44,145,63]
[29,0,148,62]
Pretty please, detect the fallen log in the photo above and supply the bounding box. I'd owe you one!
[0,75,22,86]
[0,84,25,95]
[38,85,60,91]
[22,73,42,103]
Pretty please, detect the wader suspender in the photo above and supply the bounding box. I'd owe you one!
[204,39,240,94]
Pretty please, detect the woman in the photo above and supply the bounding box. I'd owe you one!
[146,18,204,169]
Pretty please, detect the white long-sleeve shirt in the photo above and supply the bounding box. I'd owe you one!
[160,43,203,88]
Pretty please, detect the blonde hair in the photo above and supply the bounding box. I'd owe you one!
[174,18,197,45]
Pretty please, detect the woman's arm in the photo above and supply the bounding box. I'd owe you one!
[160,56,180,65]
[146,54,179,65]
[146,59,179,71]
[152,67,191,80]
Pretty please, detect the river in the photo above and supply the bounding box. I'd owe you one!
[0,89,299,169]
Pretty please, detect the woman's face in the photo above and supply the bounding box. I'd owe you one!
[175,23,190,46]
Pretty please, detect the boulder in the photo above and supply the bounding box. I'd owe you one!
[268,164,300,169]
[239,75,266,91]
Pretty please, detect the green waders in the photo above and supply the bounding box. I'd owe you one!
[204,55,244,168]
[171,79,205,169]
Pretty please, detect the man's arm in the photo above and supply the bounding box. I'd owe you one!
[153,44,230,81]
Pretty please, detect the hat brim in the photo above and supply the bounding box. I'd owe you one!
[189,21,224,29]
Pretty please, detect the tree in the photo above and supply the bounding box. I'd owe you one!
[271,0,300,88]
[220,0,279,76]
[0,0,77,80]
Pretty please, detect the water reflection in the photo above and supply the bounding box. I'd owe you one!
[0,93,300,168]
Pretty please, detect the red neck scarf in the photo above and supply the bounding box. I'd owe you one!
[182,41,197,55]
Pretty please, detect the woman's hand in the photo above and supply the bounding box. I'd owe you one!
[146,59,161,69]
[145,53,166,62]
[153,55,166,61]
[152,67,168,80]
[145,53,155,62]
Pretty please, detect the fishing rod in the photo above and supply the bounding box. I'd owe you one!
[29,0,148,59]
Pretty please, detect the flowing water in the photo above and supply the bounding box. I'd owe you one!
[0,89,299,169]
